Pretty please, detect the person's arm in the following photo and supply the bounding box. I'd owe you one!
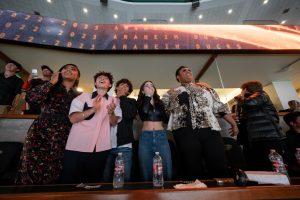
[141,96,152,114]
[25,72,59,105]
[69,107,97,124]
[69,94,101,124]
[223,114,239,136]
[108,99,122,126]
[237,92,267,107]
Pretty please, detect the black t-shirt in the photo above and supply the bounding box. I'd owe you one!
[0,73,24,105]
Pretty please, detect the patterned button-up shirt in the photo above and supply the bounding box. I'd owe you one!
[162,83,230,131]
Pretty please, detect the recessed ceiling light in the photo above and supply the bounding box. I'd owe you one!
[46,0,52,3]
[263,0,269,5]
[281,20,286,24]
[143,17,147,22]
[228,9,233,14]
[169,17,174,22]
[83,8,88,13]
[198,15,203,19]
[113,14,118,19]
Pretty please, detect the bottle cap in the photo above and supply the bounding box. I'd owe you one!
[118,152,122,156]
[270,149,276,152]
[155,152,159,155]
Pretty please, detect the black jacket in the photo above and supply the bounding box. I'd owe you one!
[238,91,283,141]
[138,96,168,123]
[116,96,137,146]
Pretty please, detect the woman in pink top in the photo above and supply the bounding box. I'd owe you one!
[61,71,121,183]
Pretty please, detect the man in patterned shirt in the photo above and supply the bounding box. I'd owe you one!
[162,66,238,180]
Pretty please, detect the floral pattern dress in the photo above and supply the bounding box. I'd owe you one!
[16,82,79,184]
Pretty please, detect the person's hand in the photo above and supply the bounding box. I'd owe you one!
[107,101,116,115]
[229,125,239,137]
[50,72,60,85]
[93,95,102,112]
[27,74,33,82]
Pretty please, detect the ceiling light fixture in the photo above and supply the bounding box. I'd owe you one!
[114,14,118,19]
[228,9,233,14]
[263,0,268,5]
[198,15,203,19]
[46,0,52,3]
[281,20,286,24]
[143,17,147,22]
[83,8,88,13]
[169,17,174,23]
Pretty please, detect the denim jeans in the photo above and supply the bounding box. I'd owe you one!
[102,147,132,182]
[138,130,172,181]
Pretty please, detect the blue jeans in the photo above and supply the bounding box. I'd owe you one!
[138,130,172,181]
[102,147,132,182]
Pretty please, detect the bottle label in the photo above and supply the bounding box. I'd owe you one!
[115,164,124,173]
[271,161,286,173]
[153,164,163,175]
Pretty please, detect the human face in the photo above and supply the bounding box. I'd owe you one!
[143,81,155,96]
[61,65,79,81]
[42,68,52,77]
[116,82,129,97]
[5,63,19,73]
[177,67,193,83]
[95,75,111,90]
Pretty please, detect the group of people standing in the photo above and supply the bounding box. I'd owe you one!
[1,61,293,185]
[13,64,241,185]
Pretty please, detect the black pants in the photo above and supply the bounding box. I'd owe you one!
[173,127,228,180]
[60,150,109,184]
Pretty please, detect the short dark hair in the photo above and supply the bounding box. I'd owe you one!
[240,80,263,93]
[41,65,54,73]
[7,60,22,71]
[283,111,300,127]
[175,65,188,82]
[93,71,113,92]
[114,78,133,96]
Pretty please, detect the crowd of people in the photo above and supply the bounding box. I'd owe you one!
[0,60,300,184]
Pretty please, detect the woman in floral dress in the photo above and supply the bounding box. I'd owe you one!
[16,64,80,184]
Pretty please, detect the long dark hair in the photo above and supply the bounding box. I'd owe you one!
[137,80,162,107]
[56,63,80,89]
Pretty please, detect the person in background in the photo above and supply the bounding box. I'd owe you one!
[162,66,238,180]
[103,78,137,182]
[61,71,120,183]
[16,64,80,184]
[137,80,172,181]
[283,111,300,175]
[23,65,54,114]
[0,60,24,114]
[235,80,288,171]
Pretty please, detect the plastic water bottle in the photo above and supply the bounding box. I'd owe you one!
[295,148,300,165]
[153,152,164,187]
[268,149,287,175]
[113,152,124,188]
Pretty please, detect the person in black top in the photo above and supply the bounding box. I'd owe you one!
[235,80,287,171]
[283,111,300,176]
[103,78,137,182]
[0,60,24,114]
[137,81,172,181]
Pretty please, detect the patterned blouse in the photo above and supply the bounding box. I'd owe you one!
[162,83,230,131]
